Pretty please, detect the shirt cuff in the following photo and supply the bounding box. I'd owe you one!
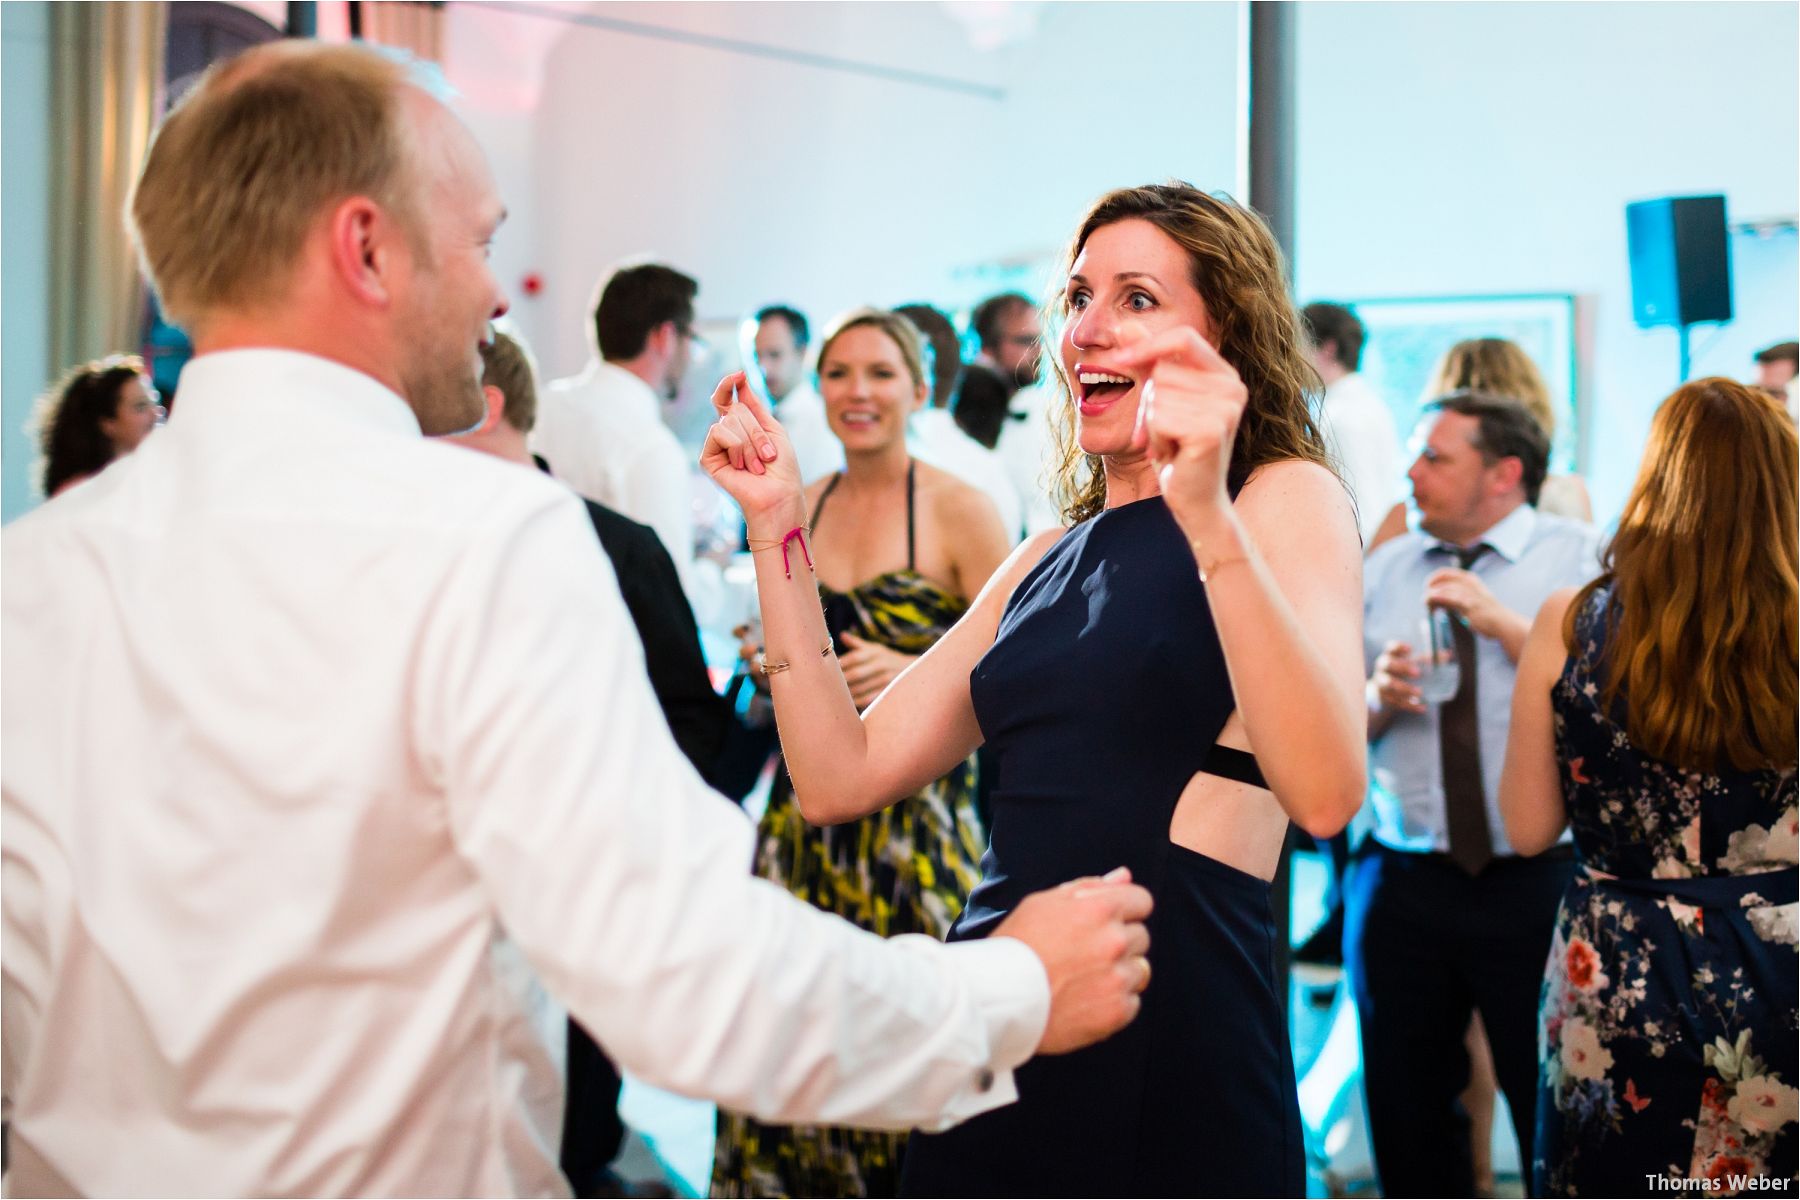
[928,935,1050,1128]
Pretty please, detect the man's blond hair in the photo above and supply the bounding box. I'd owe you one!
[129,41,422,329]
[480,332,538,434]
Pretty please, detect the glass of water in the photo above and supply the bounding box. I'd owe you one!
[1417,608,1462,703]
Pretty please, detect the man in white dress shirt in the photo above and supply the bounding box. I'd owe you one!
[747,303,842,486]
[973,293,1063,535]
[0,42,1152,1198]
[1302,302,1404,545]
[533,262,720,619]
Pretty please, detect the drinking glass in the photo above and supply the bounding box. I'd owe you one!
[1417,608,1462,704]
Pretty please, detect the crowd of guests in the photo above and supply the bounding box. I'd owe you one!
[6,36,1796,1200]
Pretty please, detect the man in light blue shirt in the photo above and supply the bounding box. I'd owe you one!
[1348,391,1603,1197]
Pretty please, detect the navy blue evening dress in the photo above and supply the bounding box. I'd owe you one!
[899,495,1304,1197]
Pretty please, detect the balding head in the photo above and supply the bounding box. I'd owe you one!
[130,40,508,435]
[129,41,438,331]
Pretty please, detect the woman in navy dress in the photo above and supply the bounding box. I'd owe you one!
[1501,378,1798,1196]
[701,183,1369,1195]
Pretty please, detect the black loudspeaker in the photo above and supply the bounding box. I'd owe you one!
[1626,195,1732,328]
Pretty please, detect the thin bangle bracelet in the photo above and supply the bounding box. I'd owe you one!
[759,639,834,676]
[1189,539,1251,583]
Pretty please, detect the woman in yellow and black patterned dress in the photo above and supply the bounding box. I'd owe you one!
[711,309,1012,1198]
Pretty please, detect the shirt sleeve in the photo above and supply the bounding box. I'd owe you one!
[420,490,1048,1131]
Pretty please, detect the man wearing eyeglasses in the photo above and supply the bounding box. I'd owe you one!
[975,291,1062,535]
[971,291,1041,393]
[535,263,719,620]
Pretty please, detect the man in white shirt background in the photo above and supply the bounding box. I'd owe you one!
[973,291,1063,535]
[0,41,1154,1198]
[1302,302,1405,546]
[533,262,724,625]
[1290,302,1408,971]
[745,303,842,486]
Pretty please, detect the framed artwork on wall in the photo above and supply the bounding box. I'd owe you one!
[1346,293,1581,473]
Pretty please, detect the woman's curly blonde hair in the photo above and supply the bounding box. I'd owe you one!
[1044,183,1333,526]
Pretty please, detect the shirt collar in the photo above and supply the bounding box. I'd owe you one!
[1429,502,1537,564]
[170,349,422,438]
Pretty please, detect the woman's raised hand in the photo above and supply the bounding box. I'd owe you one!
[1113,322,1248,530]
[700,372,805,521]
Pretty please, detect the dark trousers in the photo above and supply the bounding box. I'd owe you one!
[560,1021,626,1198]
[1344,841,1572,1198]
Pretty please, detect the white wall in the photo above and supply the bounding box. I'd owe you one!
[443,1,1241,382]
[12,2,1786,522]
[1295,0,1799,523]
[3,1,52,520]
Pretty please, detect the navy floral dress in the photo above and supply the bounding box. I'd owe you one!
[1537,586,1798,1196]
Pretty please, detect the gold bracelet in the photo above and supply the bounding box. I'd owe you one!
[746,526,814,580]
[758,639,834,677]
[1189,539,1251,583]
[745,525,810,550]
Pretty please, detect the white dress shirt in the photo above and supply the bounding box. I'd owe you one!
[770,380,843,487]
[994,381,1064,535]
[908,407,1024,542]
[1,349,1049,1198]
[531,360,724,620]
[1319,372,1404,544]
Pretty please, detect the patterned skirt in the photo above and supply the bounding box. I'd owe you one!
[711,572,986,1198]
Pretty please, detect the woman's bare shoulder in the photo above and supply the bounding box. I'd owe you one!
[916,461,997,517]
[1236,458,1361,569]
[966,525,1064,610]
[1239,458,1356,518]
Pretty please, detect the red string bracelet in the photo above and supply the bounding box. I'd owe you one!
[747,526,814,580]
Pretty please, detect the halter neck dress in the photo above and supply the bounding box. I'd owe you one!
[711,462,988,1198]
[900,493,1304,1197]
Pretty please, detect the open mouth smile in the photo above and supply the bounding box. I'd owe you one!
[1075,364,1136,416]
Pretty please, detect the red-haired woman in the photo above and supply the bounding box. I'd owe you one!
[1501,378,1798,1194]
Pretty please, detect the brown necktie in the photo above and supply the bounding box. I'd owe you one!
[1438,543,1493,875]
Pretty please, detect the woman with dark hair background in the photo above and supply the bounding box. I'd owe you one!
[34,356,162,498]
[701,182,1367,1193]
[1501,377,1797,1195]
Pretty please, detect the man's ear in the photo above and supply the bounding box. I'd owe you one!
[326,195,403,308]
[1490,454,1525,497]
[478,384,507,434]
[649,320,679,360]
